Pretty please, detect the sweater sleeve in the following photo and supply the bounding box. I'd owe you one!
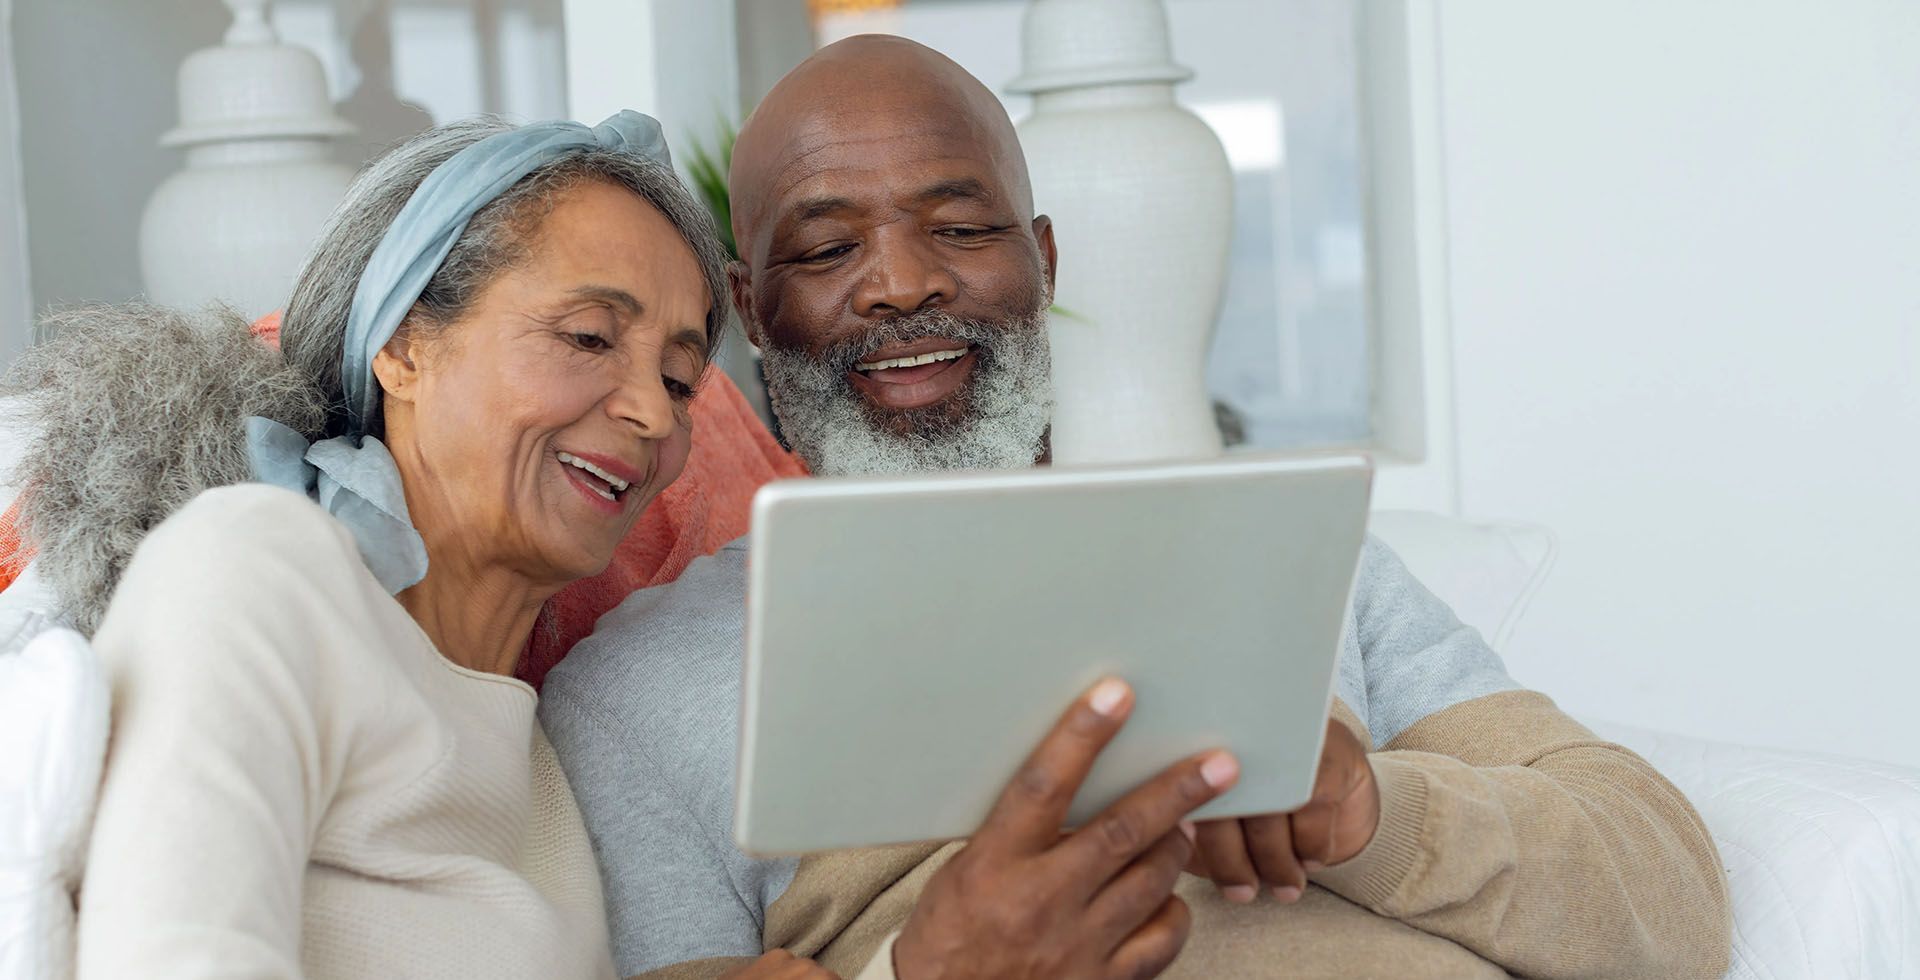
[539,679,777,975]
[75,488,360,978]
[1313,692,1730,979]
[625,938,896,980]
[1318,537,1730,977]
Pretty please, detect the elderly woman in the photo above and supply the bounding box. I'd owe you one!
[6,114,827,979]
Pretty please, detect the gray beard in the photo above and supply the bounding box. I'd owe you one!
[758,306,1054,477]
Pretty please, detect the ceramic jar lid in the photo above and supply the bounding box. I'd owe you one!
[161,0,352,148]
[1005,0,1193,95]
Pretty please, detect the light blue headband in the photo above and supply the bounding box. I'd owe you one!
[248,110,674,594]
[341,109,673,434]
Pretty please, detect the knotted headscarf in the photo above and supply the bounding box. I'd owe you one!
[246,110,674,593]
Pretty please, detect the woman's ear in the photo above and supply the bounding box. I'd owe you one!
[370,326,426,407]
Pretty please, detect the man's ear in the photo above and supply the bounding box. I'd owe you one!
[727,260,765,349]
[1032,215,1059,304]
[370,326,425,408]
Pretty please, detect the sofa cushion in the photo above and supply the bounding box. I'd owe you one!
[1366,510,1556,653]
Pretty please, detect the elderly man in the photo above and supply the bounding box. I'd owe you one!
[542,35,1731,980]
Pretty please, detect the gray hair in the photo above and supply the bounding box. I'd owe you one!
[3,116,729,632]
[285,116,731,440]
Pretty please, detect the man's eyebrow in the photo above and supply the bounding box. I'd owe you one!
[786,195,859,223]
[567,285,644,315]
[915,177,991,205]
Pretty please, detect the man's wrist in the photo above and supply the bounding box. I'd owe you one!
[1312,754,1428,908]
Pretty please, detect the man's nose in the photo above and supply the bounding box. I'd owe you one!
[851,228,959,318]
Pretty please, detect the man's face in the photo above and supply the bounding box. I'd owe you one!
[734,103,1058,476]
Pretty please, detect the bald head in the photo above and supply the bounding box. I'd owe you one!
[724,35,1058,477]
[729,35,1035,264]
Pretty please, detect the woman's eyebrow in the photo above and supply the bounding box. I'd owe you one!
[566,284,645,315]
[670,326,710,358]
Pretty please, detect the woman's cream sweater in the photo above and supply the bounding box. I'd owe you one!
[75,485,617,979]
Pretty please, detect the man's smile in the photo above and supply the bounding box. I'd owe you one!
[848,336,978,410]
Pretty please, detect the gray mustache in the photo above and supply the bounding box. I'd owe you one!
[825,310,1008,370]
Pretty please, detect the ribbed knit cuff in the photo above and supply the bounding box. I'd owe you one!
[853,930,901,980]
[1311,754,1428,909]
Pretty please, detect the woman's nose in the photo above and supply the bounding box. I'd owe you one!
[606,372,678,440]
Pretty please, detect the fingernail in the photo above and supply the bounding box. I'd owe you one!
[1221,884,1256,904]
[1272,886,1303,903]
[1088,678,1129,717]
[1302,859,1325,872]
[1200,752,1240,789]
[1178,820,1197,842]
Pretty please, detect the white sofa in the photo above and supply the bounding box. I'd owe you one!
[3,510,1916,978]
[1371,510,1920,980]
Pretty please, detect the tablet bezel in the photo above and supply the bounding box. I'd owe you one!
[736,452,1373,855]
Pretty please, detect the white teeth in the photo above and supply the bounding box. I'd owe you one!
[855,347,968,372]
[557,452,630,493]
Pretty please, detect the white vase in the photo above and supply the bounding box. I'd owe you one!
[140,0,353,323]
[1010,0,1232,465]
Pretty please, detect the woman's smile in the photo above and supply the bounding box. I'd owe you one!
[555,448,650,516]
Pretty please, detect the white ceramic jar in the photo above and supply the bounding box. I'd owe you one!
[139,0,353,322]
[1010,0,1232,465]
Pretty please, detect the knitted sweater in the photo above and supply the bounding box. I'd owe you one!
[75,485,617,979]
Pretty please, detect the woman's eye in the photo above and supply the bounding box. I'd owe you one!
[663,376,698,401]
[571,332,611,351]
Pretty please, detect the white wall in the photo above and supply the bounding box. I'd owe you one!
[11,0,224,320]
[563,0,738,172]
[7,0,564,351]
[0,0,29,358]
[1430,0,1920,765]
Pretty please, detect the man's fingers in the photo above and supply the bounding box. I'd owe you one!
[1104,895,1193,980]
[979,678,1135,852]
[1054,748,1239,884]
[1193,819,1260,903]
[1242,813,1307,901]
[1087,829,1192,943]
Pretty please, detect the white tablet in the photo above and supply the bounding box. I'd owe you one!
[735,452,1372,855]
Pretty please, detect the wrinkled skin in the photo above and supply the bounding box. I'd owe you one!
[377,179,711,677]
[729,34,1055,439]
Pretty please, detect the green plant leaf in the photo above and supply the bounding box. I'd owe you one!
[684,114,740,261]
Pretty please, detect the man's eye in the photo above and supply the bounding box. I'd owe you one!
[571,332,611,351]
[939,225,1005,240]
[800,243,854,264]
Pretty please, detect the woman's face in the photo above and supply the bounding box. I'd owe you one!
[377,179,710,585]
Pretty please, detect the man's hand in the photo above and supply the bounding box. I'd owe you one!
[1186,717,1379,904]
[892,679,1240,980]
[719,950,839,978]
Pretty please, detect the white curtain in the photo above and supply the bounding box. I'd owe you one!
[0,0,31,361]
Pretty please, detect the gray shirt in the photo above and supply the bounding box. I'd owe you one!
[540,534,1517,976]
